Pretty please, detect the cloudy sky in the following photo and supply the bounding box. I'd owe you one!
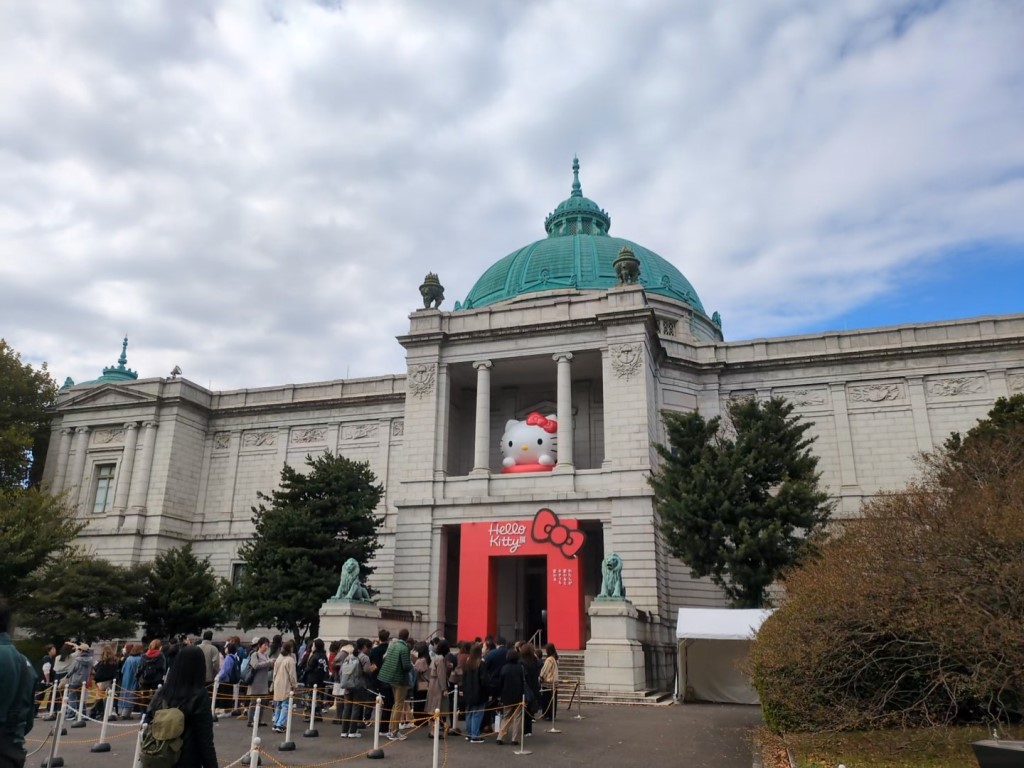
[2,0,1022,390]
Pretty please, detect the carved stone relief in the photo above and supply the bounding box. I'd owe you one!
[1009,372,1024,394]
[341,423,378,441]
[926,375,987,398]
[726,391,756,406]
[291,427,327,445]
[213,432,231,450]
[610,343,643,381]
[777,388,828,407]
[847,382,905,404]
[92,428,125,445]
[408,364,436,399]
[391,420,404,437]
[242,430,277,448]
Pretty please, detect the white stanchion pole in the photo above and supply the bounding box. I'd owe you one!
[43,681,59,720]
[513,699,531,756]
[279,694,295,751]
[431,708,441,768]
[211,678,220,721]
[247,735,262,767]
[232,683,241,716]
[42,685,70,768]
[130,726,144,768]
[70,682,88,728]
[366,695,384,759]
[303,684,319,737]
[450,684,459,732]
[91,680,116,752]
[573,681,585,720]
[547,681,561,733]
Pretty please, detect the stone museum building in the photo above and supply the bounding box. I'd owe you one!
[42,160,1024,696]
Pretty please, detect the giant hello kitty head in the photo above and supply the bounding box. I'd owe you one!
[500,412,558,473]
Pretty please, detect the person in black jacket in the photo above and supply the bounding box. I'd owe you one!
[460,642,489,743]
[495,649,524,745]
[144,645,218,768]
[519,643,542,736]
[89,644,120,719]
[302,639,329,715]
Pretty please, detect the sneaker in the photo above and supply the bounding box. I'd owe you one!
[511,740,520,745]
[399,723,414,730]
[347,732,362,738]
[525,732,532,737]
[273,726,284,733]
[386,732,403,741]
[496,739,504,745]
[470,738,485,744]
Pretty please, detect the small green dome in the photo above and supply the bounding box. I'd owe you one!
[78,336,139,385]
[459,158,706,313]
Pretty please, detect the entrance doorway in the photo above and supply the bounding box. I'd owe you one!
[494,556,546,643]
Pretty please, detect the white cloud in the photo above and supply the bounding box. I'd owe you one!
[1,0,1022,388]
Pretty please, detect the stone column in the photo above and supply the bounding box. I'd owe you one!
[51,427,74,493]
[127,421,158,510]
[553,352,574,471]
[471,360,493,475]
[112,422,139,513]
[67,427,90,509]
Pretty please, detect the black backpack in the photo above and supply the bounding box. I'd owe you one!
[140,655,165,688]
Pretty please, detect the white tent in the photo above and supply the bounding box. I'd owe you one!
[676,607,773,705]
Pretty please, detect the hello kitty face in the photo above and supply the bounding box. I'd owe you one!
[500,412,558,472]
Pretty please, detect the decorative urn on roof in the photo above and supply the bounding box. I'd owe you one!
[419,272,445,309]
[613,246,640,285]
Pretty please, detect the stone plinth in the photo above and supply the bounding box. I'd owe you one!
[319,599,381,641]
[584,599,646,692]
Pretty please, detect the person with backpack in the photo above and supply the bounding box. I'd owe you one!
[377,628,412,741]
[215,642,239,714]
[139,640,168,710]
[141,645,217,768]
[119,643,143,719]
[338,638,374,738]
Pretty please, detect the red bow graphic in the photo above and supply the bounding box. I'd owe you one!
[531,508,585,558]
[525,412,557,434]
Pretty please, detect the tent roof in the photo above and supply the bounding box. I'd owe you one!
[676,608,773,640]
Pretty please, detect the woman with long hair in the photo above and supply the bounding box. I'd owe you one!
[144,645,218,768]
[425,639,452,738]
[118,643,143,719]
[89,644,119,719]
[518,642,541,736]
[539,643,559,721]
[271,640,297,733]
[461,642,490,743]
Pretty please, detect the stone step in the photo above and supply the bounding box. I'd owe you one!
[557,688,675,707]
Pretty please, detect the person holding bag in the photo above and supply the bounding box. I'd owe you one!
[425,640,452,739]
[539,643,559,721]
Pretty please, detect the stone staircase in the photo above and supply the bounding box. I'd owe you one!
[554,651,674,707]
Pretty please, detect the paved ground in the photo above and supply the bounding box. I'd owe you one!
[28,702,762,768]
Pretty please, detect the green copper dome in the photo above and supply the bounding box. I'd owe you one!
[79,336,139,385]
[457,158,706,313]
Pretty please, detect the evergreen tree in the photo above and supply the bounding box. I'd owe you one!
[649,397,832,607]
[21,555,147,642]
[232,451,383,643]
[139,544,228,639]
[0,339,58,489]
[0,488,83,601]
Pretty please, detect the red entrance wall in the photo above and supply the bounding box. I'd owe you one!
[457,517,585,650]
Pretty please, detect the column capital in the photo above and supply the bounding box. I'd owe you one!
[143,421,159,430]
[75,426,90,434]
[61,426,75,436]
[472,360,492,371]
[123,421,139,430]
[553,352,574,363]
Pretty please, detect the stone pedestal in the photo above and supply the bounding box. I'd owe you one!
[319,599,382,641]
[584,599,645,692]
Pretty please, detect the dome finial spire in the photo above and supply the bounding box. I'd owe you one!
[118,335,129,368]
[571,155,582,197]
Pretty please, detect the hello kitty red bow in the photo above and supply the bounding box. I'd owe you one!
[531,508,585,558]
[526,412,557,433]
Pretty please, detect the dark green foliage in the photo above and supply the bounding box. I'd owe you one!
[649,397,832,608]
[232,451,383,644]
[0,488,83,601]
[21,555,147,642]
[139,544,228,640]
[0,339,58,489]
[751,396,1024,732]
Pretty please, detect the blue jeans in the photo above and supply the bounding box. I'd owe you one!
[465,704,484,738]
[273,699,289,729]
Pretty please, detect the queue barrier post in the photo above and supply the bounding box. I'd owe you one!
[513,698,531,756]
[41,684,69,768]
[69,682,87,729]
[231,683,242,717]
[279,694,295,751]
[547,681,561,733]
[431,708,441,768]
[42,682,59,721]
[450,684,459,734]
[570,681,585,720]
[130,725,144,768]
[366,694,384,760]
[247,735,261,767]
[91,680,116,752]
[303,684,318,738]
[210,679,220,722]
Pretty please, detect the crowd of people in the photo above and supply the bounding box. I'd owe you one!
[33,626,562,749]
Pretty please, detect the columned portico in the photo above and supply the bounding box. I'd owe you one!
[553,352,574,471]
[68,427,90,509]
[471,360,492,475]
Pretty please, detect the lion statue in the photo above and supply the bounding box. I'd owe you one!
[597,553,626,599]
[332,557,372,602]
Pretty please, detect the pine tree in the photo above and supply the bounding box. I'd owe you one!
[232,451,383,643]
[139,544,228,639]
[649,397,832,607]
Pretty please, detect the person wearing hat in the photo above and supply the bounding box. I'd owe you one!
[65,643,94,721]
